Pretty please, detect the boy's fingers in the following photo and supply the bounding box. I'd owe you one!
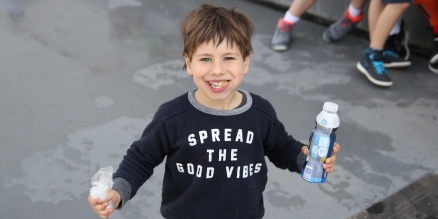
[94,205,113,218]
[333,143,340,152]
[102,208,114,219]
[323,159,335,169]
[88,195,102,205]
[94,203,106,212]
[323,164,334,172]
[88,196,111,213]
[327,154,336,164]
[301,146,309,155]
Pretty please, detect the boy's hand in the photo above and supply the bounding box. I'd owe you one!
[301,142,340,173]
[88,189,121,218]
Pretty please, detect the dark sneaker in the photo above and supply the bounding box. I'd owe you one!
[382,50,411,68]
[323,10,363,42]
[357,50,393,87]
[384,28,410,60]
[428,37,438,74]
[271,18,294,51]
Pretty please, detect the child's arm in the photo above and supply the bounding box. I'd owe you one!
[88,189,121,218]
[264,119,340,173]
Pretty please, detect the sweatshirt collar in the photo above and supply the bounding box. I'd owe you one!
[187,88,252,116]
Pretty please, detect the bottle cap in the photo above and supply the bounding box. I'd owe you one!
[323,102,338,113]
[316,102,340,128]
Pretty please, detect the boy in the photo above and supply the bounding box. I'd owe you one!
[88,3,340,219]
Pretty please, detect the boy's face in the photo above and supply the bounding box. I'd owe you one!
[185,39,250,108]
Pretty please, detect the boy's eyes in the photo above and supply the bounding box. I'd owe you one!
[200,57,235,62]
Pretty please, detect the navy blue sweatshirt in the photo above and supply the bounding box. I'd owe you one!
[112,89,306,219]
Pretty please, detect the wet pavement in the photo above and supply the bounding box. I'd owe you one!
[351,174,438,219]
[1,0,437,218]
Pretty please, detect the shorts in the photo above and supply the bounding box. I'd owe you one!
[381,0,411,3]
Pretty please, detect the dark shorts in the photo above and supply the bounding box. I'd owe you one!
[381,0,411,3]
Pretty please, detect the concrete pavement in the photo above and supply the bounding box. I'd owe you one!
[1,0,437,218]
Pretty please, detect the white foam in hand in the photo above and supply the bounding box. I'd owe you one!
[90,166,114,210]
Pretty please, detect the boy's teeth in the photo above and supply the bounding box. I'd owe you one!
[209,81,228,88]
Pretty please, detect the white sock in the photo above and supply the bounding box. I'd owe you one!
[348,3,362,18]
[390,17,402,35]
[284,11,300,23]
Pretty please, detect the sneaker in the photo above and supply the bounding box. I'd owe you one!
[357,49,393,87]
[382,50,411,68]
[428,37,438,74]
[322,10,363,42]
[271,18,294,51]
[384,26,410,60]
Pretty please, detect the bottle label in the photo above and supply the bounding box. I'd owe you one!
[315,135,330,147]
[310,145,318,158]
[318,147,328,158]
[302,163,313,181]
[311,134,329,160]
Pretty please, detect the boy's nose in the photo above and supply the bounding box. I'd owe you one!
[211,61,224,75]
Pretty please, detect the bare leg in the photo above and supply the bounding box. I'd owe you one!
[350,0,368,10]
[369,2,410,49]
[288,0,318,17]
[367,0,385,41]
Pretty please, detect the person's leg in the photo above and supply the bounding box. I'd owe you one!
[356,0,391,87]
[288,0,318,18]
[370,3,409,49]
[323,0,368,42]
[384,17,410,61]
[351,0,368,11]
[372,2,411,67]
[357,0,410,87]
[271,0,318,51]
[367,0,385,40]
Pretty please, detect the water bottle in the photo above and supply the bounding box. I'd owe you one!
[301,102,339,183]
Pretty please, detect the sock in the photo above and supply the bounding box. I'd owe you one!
[389,17,402,35]
[348,3,362,18]
[284,11,300,24]
[367,47,383,60]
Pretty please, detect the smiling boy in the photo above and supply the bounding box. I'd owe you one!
[186,39,248,110]
[88,3,340,219]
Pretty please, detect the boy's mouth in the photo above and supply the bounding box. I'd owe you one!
[208,81,228,89]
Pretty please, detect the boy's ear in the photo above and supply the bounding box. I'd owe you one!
[184,53,193,76]
[243,54,251,75]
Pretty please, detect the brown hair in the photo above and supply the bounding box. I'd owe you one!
[180,3,254,69]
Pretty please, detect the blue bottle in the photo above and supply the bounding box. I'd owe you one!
[301,102,339,183]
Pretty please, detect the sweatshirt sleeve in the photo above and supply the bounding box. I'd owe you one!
[254,96,306,173]
[112,177,131,209]
[264,116,306,173]
[112,107,171,203]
